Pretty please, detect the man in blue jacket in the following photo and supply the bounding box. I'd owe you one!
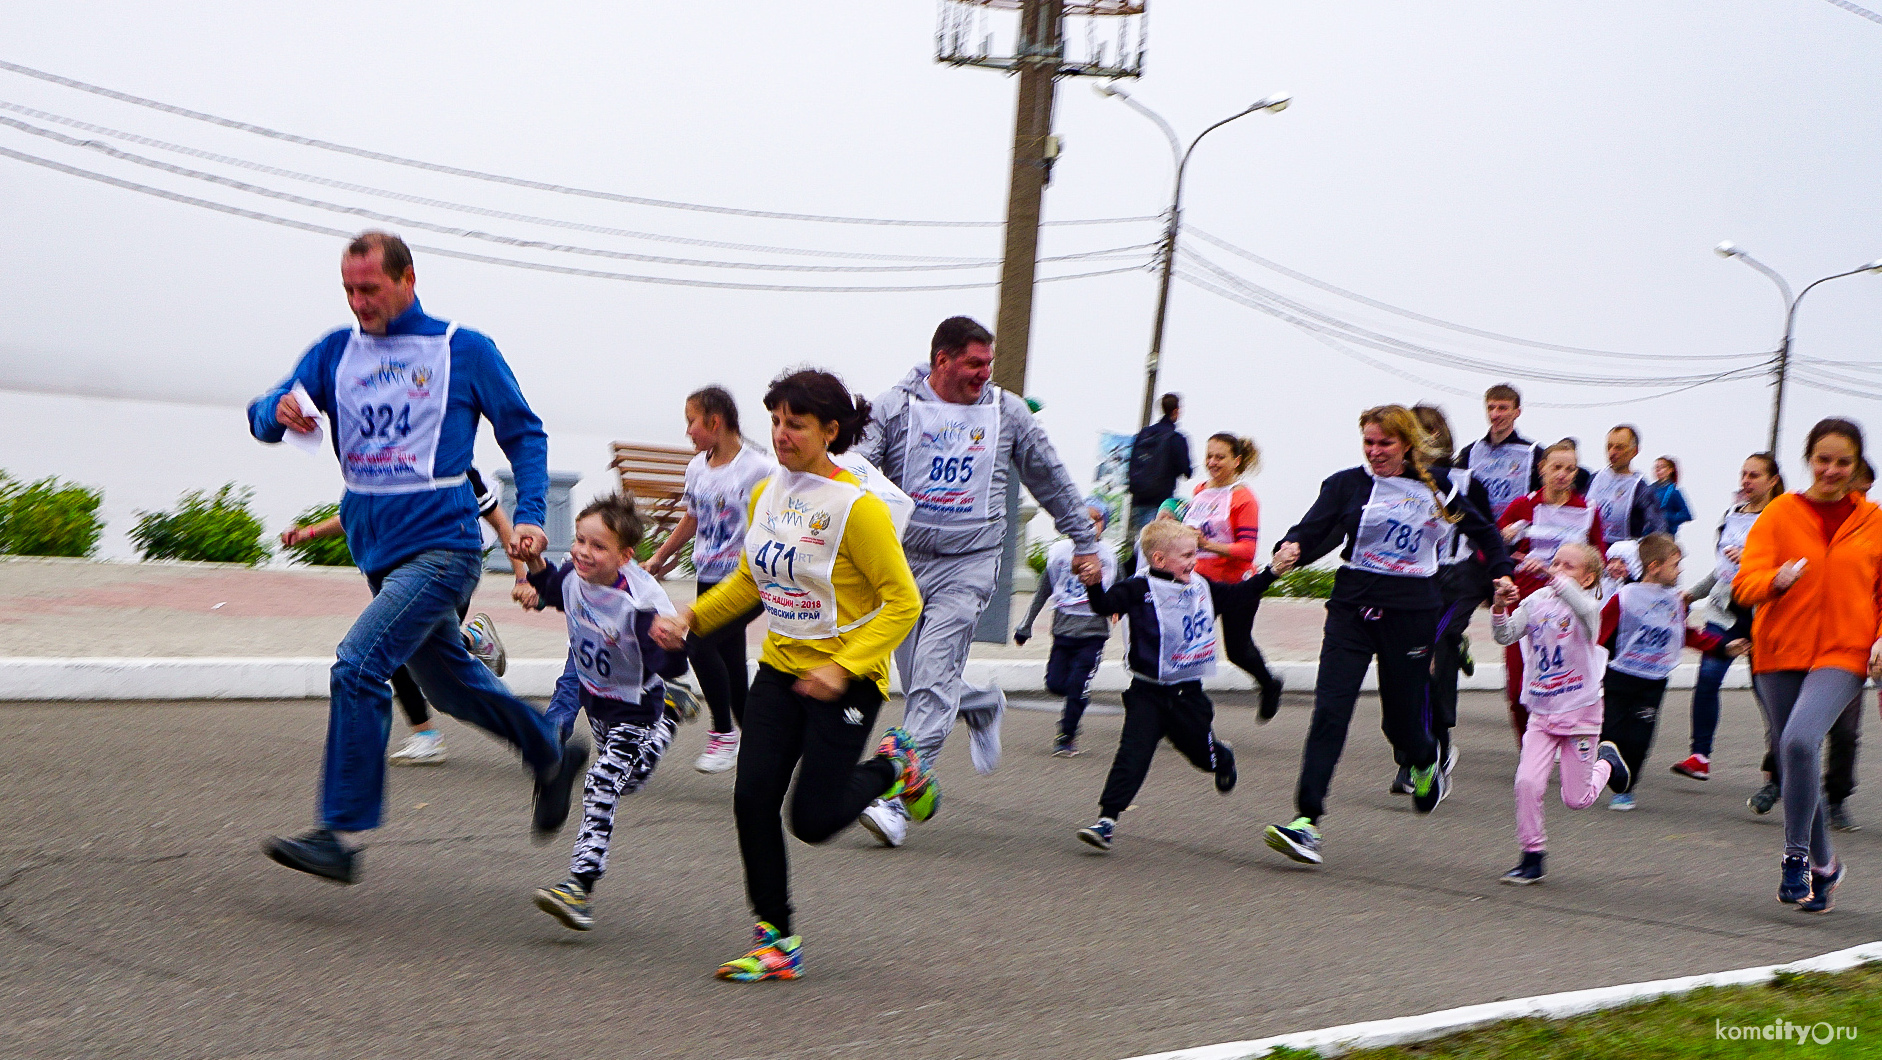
[247,231,586,884]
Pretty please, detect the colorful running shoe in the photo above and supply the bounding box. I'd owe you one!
[1458,634,1476,678]
[1264,817,1323,865]
[1411,762,1446,814]
[716,921,802,981]
[463,612,507,676]
[875,727,937,820]
[665,681,704,724]
[534,877,594,931]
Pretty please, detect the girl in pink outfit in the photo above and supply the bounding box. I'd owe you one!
[1491,542,1630,884]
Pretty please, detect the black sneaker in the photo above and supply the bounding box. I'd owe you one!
[1779,854,1811,904]
[1411,761,1447,814]
[263,829,358,885]
[1076,817,1115,852]
[1257,675,1284,723]
[533,738,591,843]
[1749,780,1780,816]
[1213,739,1237,794]
[1828,802,1860,832]
[1389,765,1415,795]
[1459,634,1476,678]
[1051,734,1080,758]
[1500,850,1545,885]
[1263,817,1323,865]
[1800,861,1845,914]
[1598,741,1631,794]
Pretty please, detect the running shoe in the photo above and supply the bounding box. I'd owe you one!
[1411,762,1447,814]
[463,612,507,677]
[534,878,594,931]
[1258,675,1284,723]
[1051,734,1080,758]
[389,730,446,766]
[858,799,908,848]
[1669,753,1709,781]
[875,727,940,822]
[1779,855,1811,904]
[1800,861,1845,914]
[1749,780,1780,816]
[1389,765,1415,795]
[665,682,704,724]
[1598,740,1630,794]
[1264,817,1323,865]
[716,921,802,982]
[1213,739,1237,794]
[1500,850,1545,885]
[1458,634,1475,678]
[1076,817,1115,852]
[532,738,591,843]
[695,730,739,774]
[1608,793,1636,811]
[966,706,1003,775]
[262,829,357,885]
[1443,742,1460,778]
[1829,802,1860,832]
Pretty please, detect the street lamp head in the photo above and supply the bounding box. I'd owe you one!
[1095,81,1129,100]
[1714,241,1742,259]
[1865,258,1882,274]
[1251,94,1291,113]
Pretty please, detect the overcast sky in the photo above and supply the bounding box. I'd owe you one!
[2,1,1879,562]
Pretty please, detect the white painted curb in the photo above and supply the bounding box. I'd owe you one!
[0,657,1750,702]
[1122,940,1882,1060]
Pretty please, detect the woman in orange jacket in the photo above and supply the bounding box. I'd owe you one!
[1733,418,1882,915]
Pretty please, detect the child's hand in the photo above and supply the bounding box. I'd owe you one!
[1492,577,1520,612]
[279,527,306,548]
[1269,546,1298,576]
[651,611,691,651]
[1013,627,1031,646]
[645,553,674,580]
[511,580,539,610]
[1726,638,1751,658]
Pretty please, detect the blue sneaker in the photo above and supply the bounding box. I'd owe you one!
[1501,850,1546,885]
[1779,855,1811,904]
[1608,793,1636,811]
[1598,741,1630,794]
[1800,861,1845,914]
[1077,817,1115,852]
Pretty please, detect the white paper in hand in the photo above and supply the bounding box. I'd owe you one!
[284,383,326,455]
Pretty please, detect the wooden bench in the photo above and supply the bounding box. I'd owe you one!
[610,441,693,543]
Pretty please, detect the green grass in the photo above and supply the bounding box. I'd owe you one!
[1280,962,1881,1059]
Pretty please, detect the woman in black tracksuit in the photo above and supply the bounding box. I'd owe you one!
[1263,405,1512,866]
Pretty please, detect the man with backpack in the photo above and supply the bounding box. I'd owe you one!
[1126,393,1194,573]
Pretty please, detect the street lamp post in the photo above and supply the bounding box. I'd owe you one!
[1097,83,1290,427]
[1715,241,1882,453]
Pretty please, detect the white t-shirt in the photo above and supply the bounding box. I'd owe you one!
[683,446,775,583]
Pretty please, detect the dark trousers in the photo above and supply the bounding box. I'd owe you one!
[1097,679,1222,820]
[1046,634,1108,739]
[686,580,761,733]
[733,665,898,937]
[1217,589,1278,694]
[1296,602,1439,823]
[1406,588,1481,766]
[1600,669,1667,793]
[1759,691,1865,804]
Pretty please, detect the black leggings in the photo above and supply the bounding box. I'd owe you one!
[733,665,898,937]
[1216,590,1277,694]
[1296,602,1439,823]
[687,579,761,733]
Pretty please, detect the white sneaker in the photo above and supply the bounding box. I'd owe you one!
[1443,742,1460,777]
[966,708,1003,775]
[858,798,908,848]
[694,730,739,774]
[390,730,446,766]
[463,613,507,677]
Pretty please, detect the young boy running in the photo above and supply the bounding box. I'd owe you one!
[1014,499,1117,757]
[525,494,689,931]
[1073,519,1292,851]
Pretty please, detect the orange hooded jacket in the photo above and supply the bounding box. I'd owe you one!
[1733,491,1882,677]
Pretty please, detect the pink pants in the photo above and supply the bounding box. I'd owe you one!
[1514,726,1612,853]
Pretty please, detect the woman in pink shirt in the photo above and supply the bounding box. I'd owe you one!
[1176,433,1282,719]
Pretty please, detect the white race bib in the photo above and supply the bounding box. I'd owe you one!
[684,448,775,583]
[831,452,915,540]
[902,394,1000,528]
[1346,475,1447,578]
[1183,486,1236,545]
[1147,576,1216,683]
[1715,509,1758,583]
[1520,589,1607,715]
[334,326,462,495]
[746,469,865,640]
[1526,503,1595,564]
[1043,537,1114,616]
[561,564,674,701]
[1589,468,1640,543]
[1468,441,1533,519]
[1440,468,1474,565]
[1610,582,1687,681]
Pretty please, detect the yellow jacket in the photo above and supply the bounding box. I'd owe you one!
[692,471,920,696]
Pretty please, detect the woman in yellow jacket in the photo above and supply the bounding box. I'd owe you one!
[1734,418,1882,915]
[654,368,925,980]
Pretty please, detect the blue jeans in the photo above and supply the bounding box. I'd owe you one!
[547,658,582,744]
[1687,622,1733,757]
[322,548,560,831]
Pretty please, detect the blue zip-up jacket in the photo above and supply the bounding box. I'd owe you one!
[246,299,548,575]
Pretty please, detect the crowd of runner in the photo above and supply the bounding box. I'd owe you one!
[248,231,1882,981]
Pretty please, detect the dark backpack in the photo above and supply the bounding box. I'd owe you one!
[1127,426,1170,499]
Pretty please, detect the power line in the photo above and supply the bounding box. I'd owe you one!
[0,98,999,265]
[0,57,1159,230]
[1183,224,1770,364]
[1822,0,1882,26]
[0,142,1147,293]
[0,111,1155,274]
[1794,372,1882,400]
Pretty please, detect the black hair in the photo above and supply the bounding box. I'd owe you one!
[686,385,740,436]
[1160,393,1181,418]
[930,316,994,361]
[762,369,872,455]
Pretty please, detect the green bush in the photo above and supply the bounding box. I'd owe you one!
[1266,564,1337,599]
[0,471,105,557]
[282,502,352,567]
[131,484,271,566]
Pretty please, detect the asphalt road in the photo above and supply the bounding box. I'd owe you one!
[3,689,1875,1060]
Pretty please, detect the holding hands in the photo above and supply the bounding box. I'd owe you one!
[1491,576,1520,613]
[651,609,692,651]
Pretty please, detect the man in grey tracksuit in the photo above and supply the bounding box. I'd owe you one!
[854,316,1102,847]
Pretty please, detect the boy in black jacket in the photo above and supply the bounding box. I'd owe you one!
[1074,519,1294,851]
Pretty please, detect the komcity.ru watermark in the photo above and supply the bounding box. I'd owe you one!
[1716,1017,1858,1044]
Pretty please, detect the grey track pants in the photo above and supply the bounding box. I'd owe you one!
[1755,668,1866,866]
[894,547,1005,762]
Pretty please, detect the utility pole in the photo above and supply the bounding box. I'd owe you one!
[989,0,1062,396]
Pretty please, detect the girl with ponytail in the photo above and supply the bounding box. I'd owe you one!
[1260,405,1515,868]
